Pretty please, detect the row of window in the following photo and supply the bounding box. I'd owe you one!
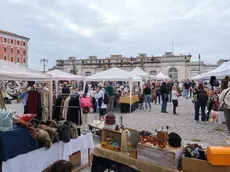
[3,46,26,55]
[81,58,159,64]
[3,37,26,46]
[3,56,26,63]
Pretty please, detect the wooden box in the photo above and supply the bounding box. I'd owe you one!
[137,143,184,169]
[101,128,127,152]
[69,151,81,169]
[182,157,230,172]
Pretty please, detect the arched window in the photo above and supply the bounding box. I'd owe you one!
[149,70,157,75]
[190,70,199,79]
[85,71,91,76]
[168,67,178,81]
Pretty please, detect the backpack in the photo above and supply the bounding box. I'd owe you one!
[198,90,208,102]
[102,89,109,104]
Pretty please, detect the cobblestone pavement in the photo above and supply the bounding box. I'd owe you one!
[6,97,230,171]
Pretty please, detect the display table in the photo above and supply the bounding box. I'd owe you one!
[2,133,94,172]
[91,145,176,172]
[119,95,139,113]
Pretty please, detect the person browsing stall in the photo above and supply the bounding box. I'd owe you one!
[94,83,107,121]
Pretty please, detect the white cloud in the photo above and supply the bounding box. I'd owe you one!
[0,0,230,68]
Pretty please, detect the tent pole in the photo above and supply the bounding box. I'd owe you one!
[129,79,132,113]
[83,79,86,94]
[48,80,53,120]
[55,80,58,98]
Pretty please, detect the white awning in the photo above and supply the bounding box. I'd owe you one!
[46,69,83,81]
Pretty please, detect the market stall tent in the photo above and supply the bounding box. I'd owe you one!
[156,72,170,80]
[0,60,53,118]
[84,67,142,112]
[198,61,230,80]
[46,69,83,98]
[0,60,52,81]
[130,67,149,78]
[46,69,83,80]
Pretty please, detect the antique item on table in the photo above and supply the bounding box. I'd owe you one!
[184,143,206,160]
[101,128,127,152]
[206,146,230,166]
[0,109,16,131]
[168,132,182,148]
[15,114,37,122]
[104,112,116,129]
[101,136,120,151]
[155,126,169,148]
[119,116,124,130]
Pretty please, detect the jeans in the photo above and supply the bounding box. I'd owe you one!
[161,99,167,112]
[172,100,178,114]
[107,96,114,112]
[145,95,151,109]
[185,89,189,98]
[195,101,206,121]
[169,91,172,102]
[155,92,161,104]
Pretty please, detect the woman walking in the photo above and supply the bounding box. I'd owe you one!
[143,84,151,111]
[172,86,179,115]
[160,82,169,113]
[194,83,208,123]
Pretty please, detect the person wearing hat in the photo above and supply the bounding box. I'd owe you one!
[94,83,107,121]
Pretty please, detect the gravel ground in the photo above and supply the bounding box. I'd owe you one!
[6,97,230,171]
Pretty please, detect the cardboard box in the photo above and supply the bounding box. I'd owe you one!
[182,157,230,172]
[137,143,184,170]
[101,128,127,152]
[69,151,81,169]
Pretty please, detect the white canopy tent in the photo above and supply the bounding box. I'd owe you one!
[0,60,52,81]
[130,66,149,78]
[84,67,142,112]
[191,74,202,80]
[156,72,170,80]
[198,61,230,80]
[0,60,53,119]
[46,69,83,98]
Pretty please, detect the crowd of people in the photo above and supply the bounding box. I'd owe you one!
[55,76,230,134]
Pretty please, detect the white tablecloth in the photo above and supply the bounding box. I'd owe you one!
[2,133,94,172]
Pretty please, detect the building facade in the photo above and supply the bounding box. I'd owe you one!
[53,52,220,81]
[0,30,29,65]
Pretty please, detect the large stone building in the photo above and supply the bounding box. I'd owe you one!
[53,52,220,81]
[0,30,29,65]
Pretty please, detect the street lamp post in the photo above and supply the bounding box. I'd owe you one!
[40,58,48,73]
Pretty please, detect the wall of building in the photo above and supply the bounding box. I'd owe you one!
[0,32,29,64]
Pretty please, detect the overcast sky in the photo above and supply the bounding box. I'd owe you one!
[1,0,230,69]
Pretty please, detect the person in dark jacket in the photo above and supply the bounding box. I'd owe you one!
[166,80,174,102]
[143,84,151,111]
[62,82,70,95]
[160,82,169,113]
[194,83,208,123]
[183,80,190,99]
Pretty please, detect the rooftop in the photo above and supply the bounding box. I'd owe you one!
[0,29,30,40]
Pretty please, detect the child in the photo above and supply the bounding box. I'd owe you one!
[172,86,179,115]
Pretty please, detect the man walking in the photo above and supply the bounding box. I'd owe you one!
[106,82,115,112]
[167,80,174,102]
[183,79,190,99]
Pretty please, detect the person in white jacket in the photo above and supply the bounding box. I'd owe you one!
[94,83,107,121]
[219,81,230,133]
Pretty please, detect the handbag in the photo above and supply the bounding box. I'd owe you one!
[0,109,16,131]
[218,89,230,111]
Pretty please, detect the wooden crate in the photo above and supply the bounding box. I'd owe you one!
[101,128,127,153]
[137,143,184,169]
[182,157,230,172]
[69,151,81,169]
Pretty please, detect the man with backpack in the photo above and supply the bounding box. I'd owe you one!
[94,83,108,121]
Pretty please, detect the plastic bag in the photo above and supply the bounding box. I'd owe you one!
[80,96,93,108]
